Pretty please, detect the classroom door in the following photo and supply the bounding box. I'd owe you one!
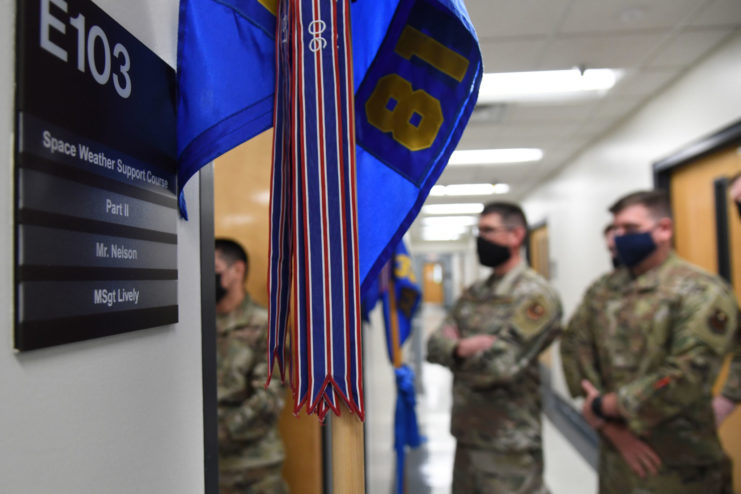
[529,223,550,280]
[422,261,445,305]
[668,143,741,491]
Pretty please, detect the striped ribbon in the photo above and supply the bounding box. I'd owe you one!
[267,0,364,420]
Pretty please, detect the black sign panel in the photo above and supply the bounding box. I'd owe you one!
[15,0,178,351]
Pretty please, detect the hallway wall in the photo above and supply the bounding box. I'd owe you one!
[0,1,207,493]
[520,31,741,399]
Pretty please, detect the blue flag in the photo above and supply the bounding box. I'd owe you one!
[177,0,482,290]
[381,242,421,361]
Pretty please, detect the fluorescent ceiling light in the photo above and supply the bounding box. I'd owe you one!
[420,228,463,242]
[492,183,510,194]
[422,203,484,215]
[477,68,622,104]
[445,184,494,196]
[449,148,543,166]
[422,215,477,226]
[422,224,467,235]
[430,183,506,196]
[429,185,446,196]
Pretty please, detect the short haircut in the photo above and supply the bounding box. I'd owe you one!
[215,238,249,276]
[608,190,672,220]
[481,201,528,230]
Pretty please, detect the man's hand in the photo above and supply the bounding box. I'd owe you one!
[580,380,606,430]
[455,334,496,358]
[713,395,737,426]
[602,423,661,478]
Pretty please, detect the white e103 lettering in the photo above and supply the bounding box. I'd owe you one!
[40,0,132,99]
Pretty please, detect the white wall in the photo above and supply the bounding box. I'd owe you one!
[522,31,741,398]
[0,1,207,493]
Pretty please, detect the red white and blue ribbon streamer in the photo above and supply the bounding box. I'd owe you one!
[268,0,364,420]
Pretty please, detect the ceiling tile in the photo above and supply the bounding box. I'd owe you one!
[560,0,705,34]
[569,119,619,142]
[646,28,736,67]
[588,95,645,120]
[496,121,584,140]
[689,0,741,28]
[538,32,667,70]
[479,38,547,72]
[457,122,578,149]
[467,0,572,38]
[505,101,597,123]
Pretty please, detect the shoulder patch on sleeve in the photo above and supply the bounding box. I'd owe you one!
[513,293,557,339]
[708,308,729,334]
[694,301,737,355]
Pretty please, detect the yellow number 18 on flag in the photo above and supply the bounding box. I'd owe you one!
[365,26,470,152]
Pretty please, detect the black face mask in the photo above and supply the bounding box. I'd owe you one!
[477,236,511,268]
[215,273,227,303]
[614,232,657,268]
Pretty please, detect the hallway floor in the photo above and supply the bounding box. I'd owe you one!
[365,304,597,494]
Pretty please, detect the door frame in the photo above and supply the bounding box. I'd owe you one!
[526,220,547,277]
[199,166,219,493]
[653,119,741,282]
[654,120,741,188]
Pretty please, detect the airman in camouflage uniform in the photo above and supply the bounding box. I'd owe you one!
[561,190,738,494]
[427,202,562,494]
[215,239,288,494]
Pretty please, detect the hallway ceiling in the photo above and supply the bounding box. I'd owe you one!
[411,0,741,243]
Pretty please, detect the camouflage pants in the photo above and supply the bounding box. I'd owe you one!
[452,445,549,494]
[219,463,289,494]
[599,447,733,494]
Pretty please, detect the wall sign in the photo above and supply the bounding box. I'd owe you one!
[15,0,178,351]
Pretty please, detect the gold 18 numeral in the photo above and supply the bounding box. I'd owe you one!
[366,26,470,151]
[366,74,443,152]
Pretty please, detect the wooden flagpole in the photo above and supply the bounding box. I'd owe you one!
[331,401,366,493]
[330,275,406,493]
[388,278,403,368]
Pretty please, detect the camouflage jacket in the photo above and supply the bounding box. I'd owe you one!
[562,253,739,466]
[216,294,285,472]
[426,262,562,452]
